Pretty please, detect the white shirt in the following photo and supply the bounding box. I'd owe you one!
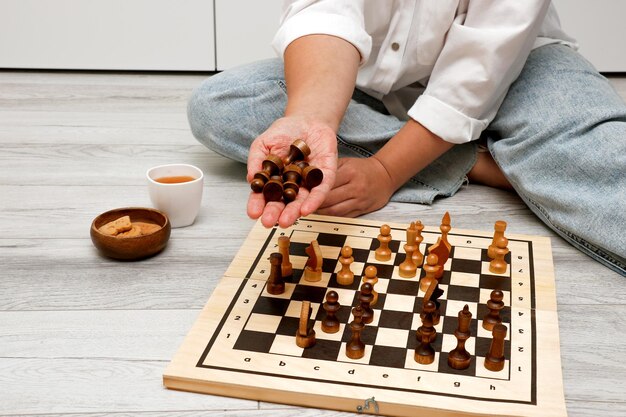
[272,0,576,144]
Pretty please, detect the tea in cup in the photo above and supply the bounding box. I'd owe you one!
[147,164,204,228]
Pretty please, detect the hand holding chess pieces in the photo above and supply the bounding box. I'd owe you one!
[250,139,324,203]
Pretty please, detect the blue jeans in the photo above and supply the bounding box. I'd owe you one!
[188,44,626,275]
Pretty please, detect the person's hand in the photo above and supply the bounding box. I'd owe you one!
[247,116,338,228]
[317,156,395,218]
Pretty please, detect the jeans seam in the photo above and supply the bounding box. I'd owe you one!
[335,135,440,191]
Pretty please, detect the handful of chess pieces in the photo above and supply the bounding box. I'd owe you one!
[250,139,323,203]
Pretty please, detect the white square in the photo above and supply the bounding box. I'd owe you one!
[337,342,372,364]
[453,246,482,260]
[313,321,345,341]
[327,287,357,307]
[441,332,476,355]
[374,327,410,348]
[344,236,374,250]
[290,255,308,271]
[449,271,480,288]
[263,282,296,299]
[476,321,511,340]
[474,357,510,380]
[290,230,318,244]
[269,334,304,356]
[320,244,341,260]
[366,250,397,265]
[390,266,421,282]
[285,300,321,318]
[245,313,282,334]
[445,299,478,318]
[479,288,511,306]
[383,293,417,312]
[404,350,440,371]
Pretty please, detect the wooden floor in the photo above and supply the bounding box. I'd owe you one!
[0,71,624,417]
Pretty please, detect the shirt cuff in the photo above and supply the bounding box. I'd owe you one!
[408,94,489,144]
[271,12,372,65]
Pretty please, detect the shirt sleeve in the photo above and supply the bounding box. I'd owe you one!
[408,0,551,144]
[271,0,372,65]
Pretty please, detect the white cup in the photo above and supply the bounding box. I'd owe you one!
[146,164,204,228]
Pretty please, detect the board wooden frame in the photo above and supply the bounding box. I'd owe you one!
[164,214,566,417]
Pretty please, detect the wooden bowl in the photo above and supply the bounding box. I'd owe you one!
[90,207,171,260]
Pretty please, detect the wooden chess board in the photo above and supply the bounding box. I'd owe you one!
[163,214,566,417]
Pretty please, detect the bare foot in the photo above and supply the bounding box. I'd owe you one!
[467,151,513,190]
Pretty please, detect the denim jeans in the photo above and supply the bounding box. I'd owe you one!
[188,44,626,275]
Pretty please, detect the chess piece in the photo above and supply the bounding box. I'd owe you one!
[362,266,379,306]
[399,223,418,278]
[346,305,366,359]
[277,236,292,278]
[422,273,442,327]
[482,290,504,331]
[321,291,341,334]
[489,236,509,274]
[448,305,473,370]
[303,240,323,282]
[302,164,323,189]
[263,175,283,202]
[282,164,302,203]
[428,212,452,279]
[488,220,507,259]
[375,224,392,261]
[295,301,316,348]
[358,282,375,324]
[336,246,355,285]
[284,139,311,165]
[266,252,285,295]
[415,300,436,364]
[412,220,425,266]
[484,323,508,372]
[420,253,440,292]
[251,154,283,192]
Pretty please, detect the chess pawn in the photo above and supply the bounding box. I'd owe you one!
[321,291,341,334]
[295,301,316,348]
[282,164,302,203]
[488,220,507,259]
[412,220,425,266]
[482,290,504,331]
[415,300,436,364]
[448,305,472,370]
[489,236,509,274]
[420,253,440,292]
[277,236,292,278]
[337,246,355,285]
[263,175,284,202]
[346,305,366,359]
[484,323,508,372]
[358,282,375,324]
[266,252,285,295]
[362,266,379,306]
[284,139,311,165]
[302,164,323,189]
[251,154,283,192]
[375,224,392,261]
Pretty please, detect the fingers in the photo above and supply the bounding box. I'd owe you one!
[248,192,286,228]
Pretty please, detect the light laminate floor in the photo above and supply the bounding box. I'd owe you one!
[0,71,624,417]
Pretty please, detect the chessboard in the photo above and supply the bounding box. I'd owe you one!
[163,214,566,417]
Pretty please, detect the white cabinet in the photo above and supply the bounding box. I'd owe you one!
[552,0,626,72]
[214,0,282,70]
[0,0,215,71]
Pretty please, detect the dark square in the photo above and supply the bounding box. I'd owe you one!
[438,352,477,376]
[314,303,353,324]
[316,233,347,247]
[479,275,512,292]
[450,258,482,275]
[414,297,447,316]
[290,242,310,257]
[252,296,291,316]
[446,285,481,303]
[351,248,371,263]
[322,257,338,273]
[387,279,420,296]
[408,330,443,352]
[328,274,361,290]
[474,336,511,360]
[441,316,478,336]
[302,339,342,361]
[233,330,275,353]
[341,323,378,345]
[366,263,395,280]
[291,284,328,304]
[369,345,407,368]
[276,316,300,336]
[369,238,402,254]
[378,310,414,330]
[480,247,512,263]
[476,304,511,325]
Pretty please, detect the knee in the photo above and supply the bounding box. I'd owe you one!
[187,59,285,156]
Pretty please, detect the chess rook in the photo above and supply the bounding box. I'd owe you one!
[485,323,508,372]
[266,252,285,295]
